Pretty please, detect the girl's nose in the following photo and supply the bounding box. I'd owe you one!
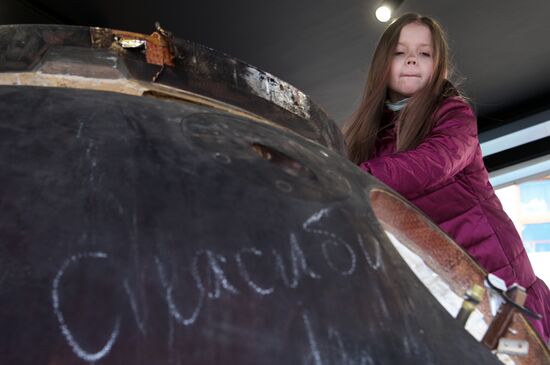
[406,57,417,65]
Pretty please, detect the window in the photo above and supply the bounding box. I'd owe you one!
[495,176,550,286]
[520,180,550,216]
[522,223,550,252]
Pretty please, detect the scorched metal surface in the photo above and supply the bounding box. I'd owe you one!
[0,24,504,365]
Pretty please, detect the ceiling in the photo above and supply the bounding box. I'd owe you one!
[2,0,550,170]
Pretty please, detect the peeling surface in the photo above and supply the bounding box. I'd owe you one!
[0,72,147,95]
[243,66,311,119]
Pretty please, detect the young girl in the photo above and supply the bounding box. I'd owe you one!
[344,13,550,342]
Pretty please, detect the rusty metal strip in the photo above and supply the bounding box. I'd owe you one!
[90,24,175,67]
[369,188,550,365]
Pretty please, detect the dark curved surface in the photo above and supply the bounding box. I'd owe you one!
[0,85,503,365]
[0,24,345,154]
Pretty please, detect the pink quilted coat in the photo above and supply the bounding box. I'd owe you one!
[360,96,550,342]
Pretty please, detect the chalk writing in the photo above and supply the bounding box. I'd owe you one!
[274,233,321,289]
[203,250,239,298]
[357,234,383,271]
[123,279,147,335]
[52,252,120,363]
[51,208,384,362]
[155,256,204,327]
[321,239,356,276]
[328,326,349,364]
[302,311,323,365]
[303,313,379,365]
[76,120,84,138]
[235,248,274,295]
[303,208,357,276]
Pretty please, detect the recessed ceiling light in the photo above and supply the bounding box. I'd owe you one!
[375,6,392,22]
[374,0,404,23]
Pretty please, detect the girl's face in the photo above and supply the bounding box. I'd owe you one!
[388,22,435,102]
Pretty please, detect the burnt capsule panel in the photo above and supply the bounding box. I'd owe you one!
[0,85,503,365]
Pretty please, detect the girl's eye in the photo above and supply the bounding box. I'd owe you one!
[420,52,431,57]
[394,51,404,56]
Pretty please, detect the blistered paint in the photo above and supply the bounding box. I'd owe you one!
[243,66,311,119]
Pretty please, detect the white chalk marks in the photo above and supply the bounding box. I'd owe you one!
[155,255,204,327]
[304,208,358,276]
[303,311,323,365]
[357,234,383,271]
[123,280,147,335]
[52,252,120,363]
[50,207,384,362]
[274,233,321,289]
[302,310,376,365]
[236,248,274,295]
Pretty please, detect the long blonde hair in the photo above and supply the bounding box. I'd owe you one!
[344,13,459,164]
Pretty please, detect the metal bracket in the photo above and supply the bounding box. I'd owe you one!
[496,338,529,356]
[108,22,176,67]
[482,284,527,350]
